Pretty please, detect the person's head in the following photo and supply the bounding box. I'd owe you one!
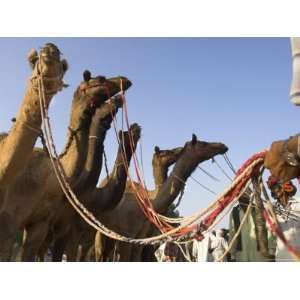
[238,194,250,211]
[267,176,297,207]
[216,229,224,238]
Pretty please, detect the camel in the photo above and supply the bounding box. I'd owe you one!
[264,134,300,182]
[100,135,228,262]
[48,122,141,262]
[73,143,183,261]
[26,94,126,262]
[0,70,132,261]
[0,43,67,189]
[80,134,228,262]
[97,145,183,261]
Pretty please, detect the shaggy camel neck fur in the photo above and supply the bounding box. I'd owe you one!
[0,43,67,188]
[0,71,131,261]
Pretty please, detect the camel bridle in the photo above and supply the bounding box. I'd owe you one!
[79,78,110,108]
[35,50,300,262]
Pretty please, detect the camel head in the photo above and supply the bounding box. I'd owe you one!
[264,136,300,182]
[152,146,183,187]
[79,70,132,108]
[69,71,131,131]
[92,94,124,131]
[118,123,141,153]
[152,146,183,170]
[29,43,68,98]
[182,134,228,166]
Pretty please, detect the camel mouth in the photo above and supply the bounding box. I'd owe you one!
[219,144,229,155]
[129,123,141,139]
[209,143,228,158]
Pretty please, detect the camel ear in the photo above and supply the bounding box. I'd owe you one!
[28,49,38,69]
[192,134,197,145]
[154,146,160,154]
[83,70,91,82]
[61,59,69,74]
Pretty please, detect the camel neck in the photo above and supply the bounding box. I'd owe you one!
[0,83,54,188]
[153,166,168,190]
[152,151,199,213]
[91,134,138,214]
[58,100,94,188]
[74,112,116,194]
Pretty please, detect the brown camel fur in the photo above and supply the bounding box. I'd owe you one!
[264,135,300,182]
[96,135,228,262]
[95,145,183,261]
[52,122,141,261]
[0,43,68,189]
[0,71,131,261]
[73,144,182,261]
[28,95,125,262]
[36,97,135,261]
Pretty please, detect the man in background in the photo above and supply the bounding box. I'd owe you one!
[267,176,300,262]
[229,195,276,262]
[210,229,229,262]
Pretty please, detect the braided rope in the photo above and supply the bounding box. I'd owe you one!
[36,61,268,245]
[155,158,262,225]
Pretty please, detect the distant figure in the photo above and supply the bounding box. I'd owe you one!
[164,242,182,262]
[155,242,167,262]
[155,242,180,262]
[267,176,300,262]
[192,232,214,262]
[210,229,229,262]
[229,196,276,262]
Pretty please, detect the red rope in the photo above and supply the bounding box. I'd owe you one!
[104,84,172,232]
[104,82,270,240]
[191,151,267,232]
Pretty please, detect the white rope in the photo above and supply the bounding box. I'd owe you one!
[37,61,266,245]
[175,242,193,262]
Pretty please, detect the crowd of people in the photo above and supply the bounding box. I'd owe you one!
[155,176,300,262]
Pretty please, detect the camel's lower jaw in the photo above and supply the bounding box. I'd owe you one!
[220,145,229,155]
[211,144,228,156]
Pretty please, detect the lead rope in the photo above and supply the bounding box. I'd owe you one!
[37,62,269,245]
[37,73,188,244]
[197,166,220,182]
[175,242,193,262]
[103,147,110,182]
[212,157,233,181]
[223,153,237,175]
